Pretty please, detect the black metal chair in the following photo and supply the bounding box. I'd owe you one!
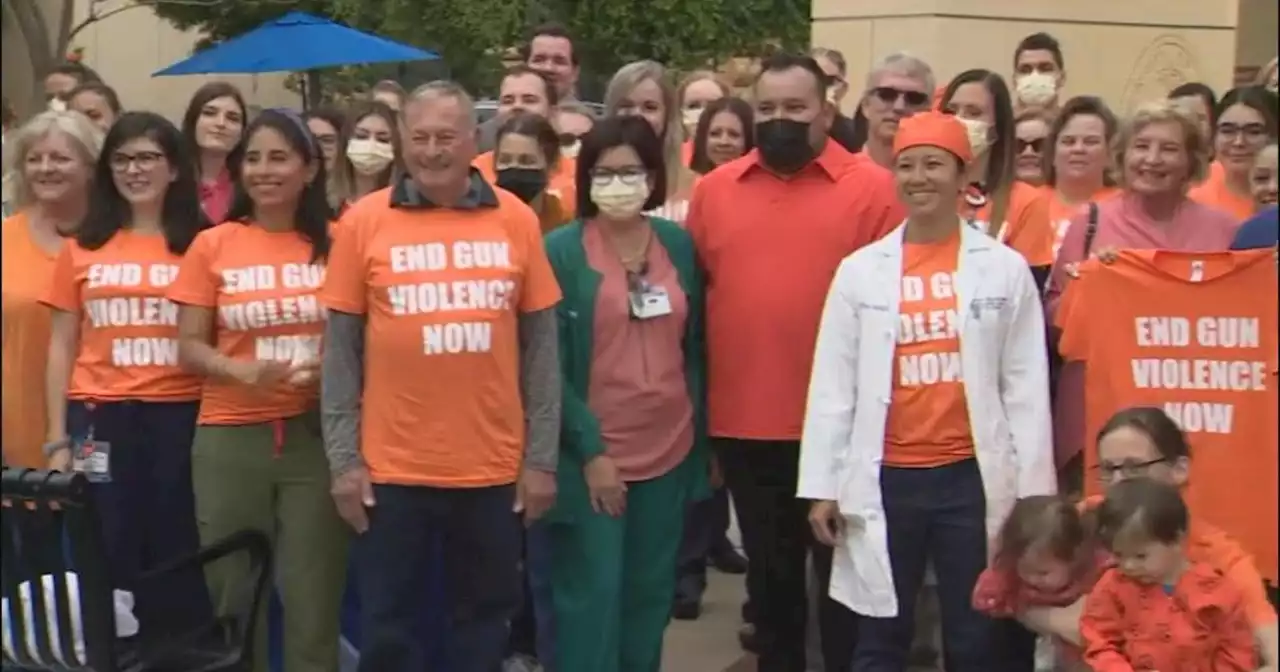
[1,468,272,671]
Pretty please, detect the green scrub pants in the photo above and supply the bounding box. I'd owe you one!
[191,413,349,672]
[549,466,689,672]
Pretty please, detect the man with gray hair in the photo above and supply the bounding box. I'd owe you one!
[320,80,563,672]
[856,51,936,169]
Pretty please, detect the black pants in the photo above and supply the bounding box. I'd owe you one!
[357,484,523,672]
[65,399,209,635]
[675,483,735,602]
[717,438,858,672]
[852,459,1032,672]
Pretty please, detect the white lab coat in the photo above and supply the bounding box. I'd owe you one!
[797,221,1055,618]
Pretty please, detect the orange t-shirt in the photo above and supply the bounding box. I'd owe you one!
[321,187,562,487]
[1042,186,1120,260]
[41,231,201,402]
[473,151,578,218]
[1081,563,1256,672]
[963,181,1054,267]
[1189,165,1254,221]
[882,231,975,467]
[166,222,327,425]
[1080,495,1279,629]
[1059,250,1279,582]
[1,214,58,466]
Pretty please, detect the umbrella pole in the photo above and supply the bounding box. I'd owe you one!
[305,70,323,110]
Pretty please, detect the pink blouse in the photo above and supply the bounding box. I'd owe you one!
[1045,192,1242,468]
[584,222,694,481]
[199,169,234,223]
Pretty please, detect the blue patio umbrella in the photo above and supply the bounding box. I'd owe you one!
[152,11,438,76]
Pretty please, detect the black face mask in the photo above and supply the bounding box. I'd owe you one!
[755,119,816,173]
[495,168,548,204]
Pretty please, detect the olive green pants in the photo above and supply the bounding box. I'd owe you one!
[191,414,349,672]
[549,467,688,672]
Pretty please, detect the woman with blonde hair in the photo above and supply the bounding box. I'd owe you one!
[1,110,101,468]
[605,60,697,223]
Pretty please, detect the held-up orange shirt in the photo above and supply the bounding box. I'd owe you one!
[166,222,327,425]
[42,231,201,401]
[1,214,58,467]
[883,231,975,467]
[963,181,1054,268]
[473,151,578,218]
[321,186,562,488]
[1081,563,1257,672]
[1189,166,1255,222]
[1042,186,1120,260]
[1058,250,1279,582]
[688,144,904,440]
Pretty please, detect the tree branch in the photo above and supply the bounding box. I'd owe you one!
[67,0,222,41]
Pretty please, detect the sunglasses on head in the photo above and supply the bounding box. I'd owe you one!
[871,87,930,107]
[1016,137,1046,153]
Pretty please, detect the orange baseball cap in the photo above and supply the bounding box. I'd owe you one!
[893,111,973,164]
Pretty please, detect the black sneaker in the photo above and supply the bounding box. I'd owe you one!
[708,546,748,575]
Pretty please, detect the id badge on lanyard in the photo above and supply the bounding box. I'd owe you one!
[70,403,112,483]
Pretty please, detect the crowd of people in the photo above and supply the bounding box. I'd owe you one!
[1,19,1279,672]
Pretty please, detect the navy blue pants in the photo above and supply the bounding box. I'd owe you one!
[675,485,731,603]
[852,459,1033,672]
[357,484,522,672]
[65,399,209,635]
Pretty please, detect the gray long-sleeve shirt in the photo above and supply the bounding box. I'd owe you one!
[320,308,561,478]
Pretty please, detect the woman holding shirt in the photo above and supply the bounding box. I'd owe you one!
[1047,100,1241,492]
[42,111,210,632]
[544,115,708,672]
[1020,406,1280,670]
[168,110,347,672]
[798,111,1053,672]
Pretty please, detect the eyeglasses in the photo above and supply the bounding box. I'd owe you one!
[871,87,930,108]
[1092,457,1168,481]
[558,132,581,147]
[589,167,646,186]
[109,151,165,173]
[1016,138,1047,154]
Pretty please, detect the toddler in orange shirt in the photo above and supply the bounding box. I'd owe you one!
[1081,478,1256,672]
[973,495,1110,669]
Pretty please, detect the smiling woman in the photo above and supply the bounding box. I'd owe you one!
[180,81,247,222]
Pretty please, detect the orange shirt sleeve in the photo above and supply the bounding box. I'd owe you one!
[515,208,561,313]
[1080,569,1139,672]
[1209,588,1260,671]
[1054,266,1094,363]
[167,230,219,307]
[320,208,369,315]
[1214,541,1280,629]
[41,241,80,313]
[1005,188,1054,268]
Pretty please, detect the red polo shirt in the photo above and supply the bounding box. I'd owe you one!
[687,141,905,440]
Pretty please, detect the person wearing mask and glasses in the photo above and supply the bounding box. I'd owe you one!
[544,115,709,672]
[331,102,399,214]
[42,111,211,637]
[553,101,596,161]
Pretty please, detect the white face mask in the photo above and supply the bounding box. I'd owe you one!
[682,107,703,133]
[958,118,992,157]
[1015,72,1058,107]
[590,176,650,219]
[346,138,395,175]
[562,140,581,160]
[48,98,67,113]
